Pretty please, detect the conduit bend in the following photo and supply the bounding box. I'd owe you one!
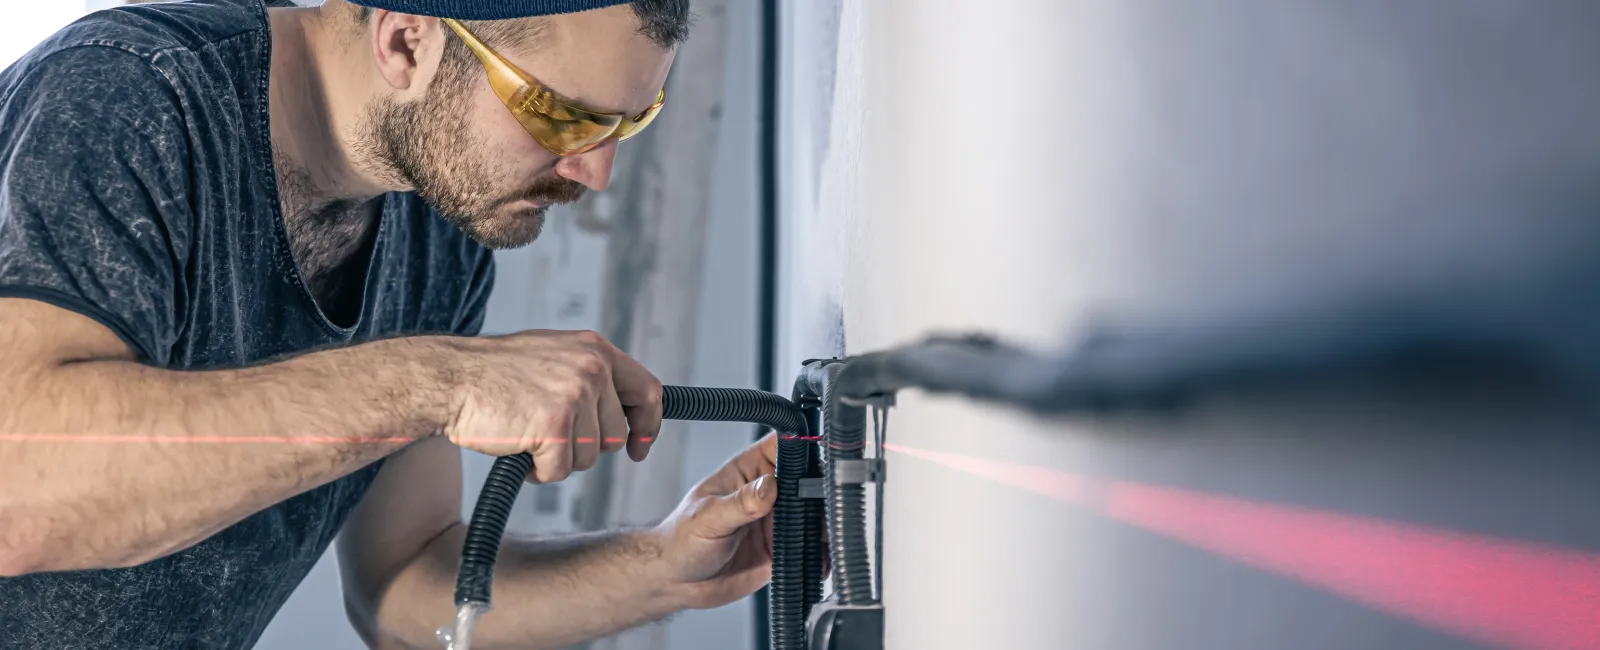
[452,385,821,650]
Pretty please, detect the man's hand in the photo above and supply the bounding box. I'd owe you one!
[647,434,781,610]
[342,433,805,649]
[441,329,663,484]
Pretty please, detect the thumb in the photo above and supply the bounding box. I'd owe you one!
[697,474,777,537]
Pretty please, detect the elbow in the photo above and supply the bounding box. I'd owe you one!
[0,556,33,579]
[343,582,410,650]
[345,601,421,650]
[0,547,39,578]
[346,573,469,650]
[0,531,67,576]
[0,504,48,578]
[343,593,384,649]
[0,501,151,577]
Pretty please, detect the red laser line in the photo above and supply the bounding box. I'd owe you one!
[0,434,654,445]
[883,445,1090,505]
[887,443,1600,650]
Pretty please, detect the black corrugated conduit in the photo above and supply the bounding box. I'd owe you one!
[801,362,875,606]
[454,385,821,650]
[789,374,828,616]
[452,321,1517,649]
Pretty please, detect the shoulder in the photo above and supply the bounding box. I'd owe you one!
[0,0,283,195]
[0,45,189,211]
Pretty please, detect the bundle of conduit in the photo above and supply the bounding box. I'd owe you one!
[453,384,848,650]
[450,298,1597,648]
[450,335,1109,649]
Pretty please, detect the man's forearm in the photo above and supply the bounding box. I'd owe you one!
[378,523,687,650]
[0,336,459,575]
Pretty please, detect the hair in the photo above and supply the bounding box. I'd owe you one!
[627,0,691,49]
[356,1,690,50]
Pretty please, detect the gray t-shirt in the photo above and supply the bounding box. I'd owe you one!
[0,0,494,647]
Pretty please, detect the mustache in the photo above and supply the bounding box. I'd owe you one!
[504,175,588,208]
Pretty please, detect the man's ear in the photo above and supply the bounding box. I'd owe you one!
[365,9,445,96]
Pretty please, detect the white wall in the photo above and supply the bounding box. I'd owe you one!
[0,1,93,71]
[781,1,1600,649]
[771,0,849,375]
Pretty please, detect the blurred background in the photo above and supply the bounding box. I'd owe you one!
[7,1,1600,649]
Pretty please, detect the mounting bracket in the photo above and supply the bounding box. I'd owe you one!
[807,601,885,650]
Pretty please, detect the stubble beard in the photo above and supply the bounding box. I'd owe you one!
[355,57,587,250]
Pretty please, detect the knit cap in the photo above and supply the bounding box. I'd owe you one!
[347,0,631,20]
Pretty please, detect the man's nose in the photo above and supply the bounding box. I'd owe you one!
[554,140,619,192]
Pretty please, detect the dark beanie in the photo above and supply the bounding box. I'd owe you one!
[348,0,632,20]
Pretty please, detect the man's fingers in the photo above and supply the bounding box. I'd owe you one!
[571,393,601,473]
[755,432,778,468]
[625,406,659,462]
[597,382,628,455]
[606,340,661,407]
[731,433,780,482]
[531,409,579,484]
[695,474,777,538]
[605,344,662,462]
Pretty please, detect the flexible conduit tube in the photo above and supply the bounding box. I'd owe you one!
[806,362,876,606]
[791,376,827,616]
[453,386,814,649]
[656,386,815,650]
[769,428,813,650]
[454,452,534,608]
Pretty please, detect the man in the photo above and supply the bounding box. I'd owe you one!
[0,0,778,648]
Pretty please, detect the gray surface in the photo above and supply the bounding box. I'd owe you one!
[665,0,763,645]
[784,1,1600,649]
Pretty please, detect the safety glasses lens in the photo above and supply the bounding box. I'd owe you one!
[513,111,616,156]
[616,97,665,142]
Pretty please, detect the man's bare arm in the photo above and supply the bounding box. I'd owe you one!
[0,299,453,575]
[340,435,785,650]
[0,298,663,578]
[338,437,685,650]
[386,526,679,650]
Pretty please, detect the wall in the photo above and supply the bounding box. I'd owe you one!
[781,1,1600,649]
[772,0,849,373]
[0,1,94,71]
[662,0,764,645]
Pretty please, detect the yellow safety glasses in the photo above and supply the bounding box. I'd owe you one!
[442,18,666,156]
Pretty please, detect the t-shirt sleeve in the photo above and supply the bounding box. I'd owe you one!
[454,248,496,337]
[0,46,194,365]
